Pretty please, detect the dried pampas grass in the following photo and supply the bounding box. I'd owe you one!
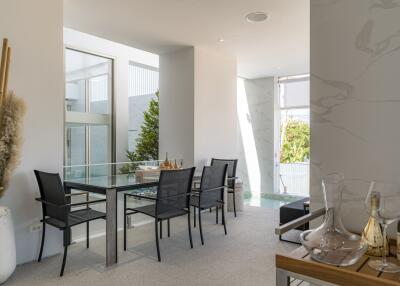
[0,92,26,198]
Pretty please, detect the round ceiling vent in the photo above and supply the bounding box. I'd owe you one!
[246,12,268,23]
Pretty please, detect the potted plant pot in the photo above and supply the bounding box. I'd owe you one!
[0,206,16,284]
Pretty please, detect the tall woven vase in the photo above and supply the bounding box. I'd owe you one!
[0,206,16,284]
[0,38,23,284]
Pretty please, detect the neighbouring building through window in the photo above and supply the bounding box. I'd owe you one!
[128,62,159,153]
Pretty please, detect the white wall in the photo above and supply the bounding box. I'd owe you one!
[310,0,400,236]
[0,0,64,264]
[159,48,195,166]
[64,28,159,162]
[194,47,237,168]
[159,47,237,171]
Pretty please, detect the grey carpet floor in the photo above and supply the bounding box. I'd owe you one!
[4,206,297,286]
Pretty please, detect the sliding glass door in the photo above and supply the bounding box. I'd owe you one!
[64,48,114,179]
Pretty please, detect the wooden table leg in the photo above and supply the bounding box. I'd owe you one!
[106,188,117,266]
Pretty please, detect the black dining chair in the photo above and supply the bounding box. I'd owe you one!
[34,170,106,276]
[123,167,195,262]
[211,158,238,217]
[191,164,228,245]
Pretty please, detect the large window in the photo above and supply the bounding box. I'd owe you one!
[278,75,310,196]
[64,49,113,179]
[128,62,159,152]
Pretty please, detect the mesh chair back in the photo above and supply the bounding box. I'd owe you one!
[199,164,228,207]
[34,170,67,222]
[156,167,195,216]
[211,158,238,188]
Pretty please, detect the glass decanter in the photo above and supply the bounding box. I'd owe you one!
[300,173,367,266]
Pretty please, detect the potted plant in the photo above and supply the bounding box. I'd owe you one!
[0,38,25,284]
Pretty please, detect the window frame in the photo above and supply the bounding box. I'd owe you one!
[63,46,116,176]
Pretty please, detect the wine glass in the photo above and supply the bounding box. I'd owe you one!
[365,181,400,272]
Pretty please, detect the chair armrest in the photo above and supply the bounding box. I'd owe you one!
[35,198,67,208]
[274,208,325,235]
[65,191,89,197]
[125,193,158,201]
[68,199,106,208]
[194,186,228,193]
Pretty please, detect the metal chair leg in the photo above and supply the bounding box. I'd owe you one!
[86,192,90,248]
[198,208,204,245]
[160,220,163,239]
[222,203,227,235]
[209,208,212,213]
[216,206,219,224]
[38,221,46,262]
[187,212,193,248]
[233,192,237,217]
[60,245,68,277]
[155,219,161,262]
[86,222,89,248]
[123,194,127,251]
[193,206,196,228]
[60,229,70,277]
[167,219,170,237]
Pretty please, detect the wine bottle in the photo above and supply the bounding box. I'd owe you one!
[161,152,169,169]
[164,152,169,165]
[362,192,389,256]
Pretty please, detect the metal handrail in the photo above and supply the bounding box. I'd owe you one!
[275,208,325,235]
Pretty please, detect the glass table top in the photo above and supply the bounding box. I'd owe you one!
[64,173,160,189]
[64,161,163,189]
[63,161,235,189]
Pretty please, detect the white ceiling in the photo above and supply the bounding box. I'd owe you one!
[64,0,309,79]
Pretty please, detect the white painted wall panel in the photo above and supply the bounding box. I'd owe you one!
[0,0,64,264]
[194,47,237,169]
[159,48,195,166]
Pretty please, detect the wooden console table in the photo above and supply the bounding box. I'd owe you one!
[276,246,400,286]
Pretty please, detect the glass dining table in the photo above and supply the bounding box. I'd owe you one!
[64,162,162,267]
[63,161,234,267]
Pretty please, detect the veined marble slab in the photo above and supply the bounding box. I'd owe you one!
[310,0,400,235]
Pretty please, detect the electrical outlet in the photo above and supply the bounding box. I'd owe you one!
[30,223,42,232]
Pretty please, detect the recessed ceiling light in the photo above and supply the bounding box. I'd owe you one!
[246,11,268,23]
[218,38,225,43]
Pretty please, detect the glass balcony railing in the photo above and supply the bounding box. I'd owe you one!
[279,162,309,197]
